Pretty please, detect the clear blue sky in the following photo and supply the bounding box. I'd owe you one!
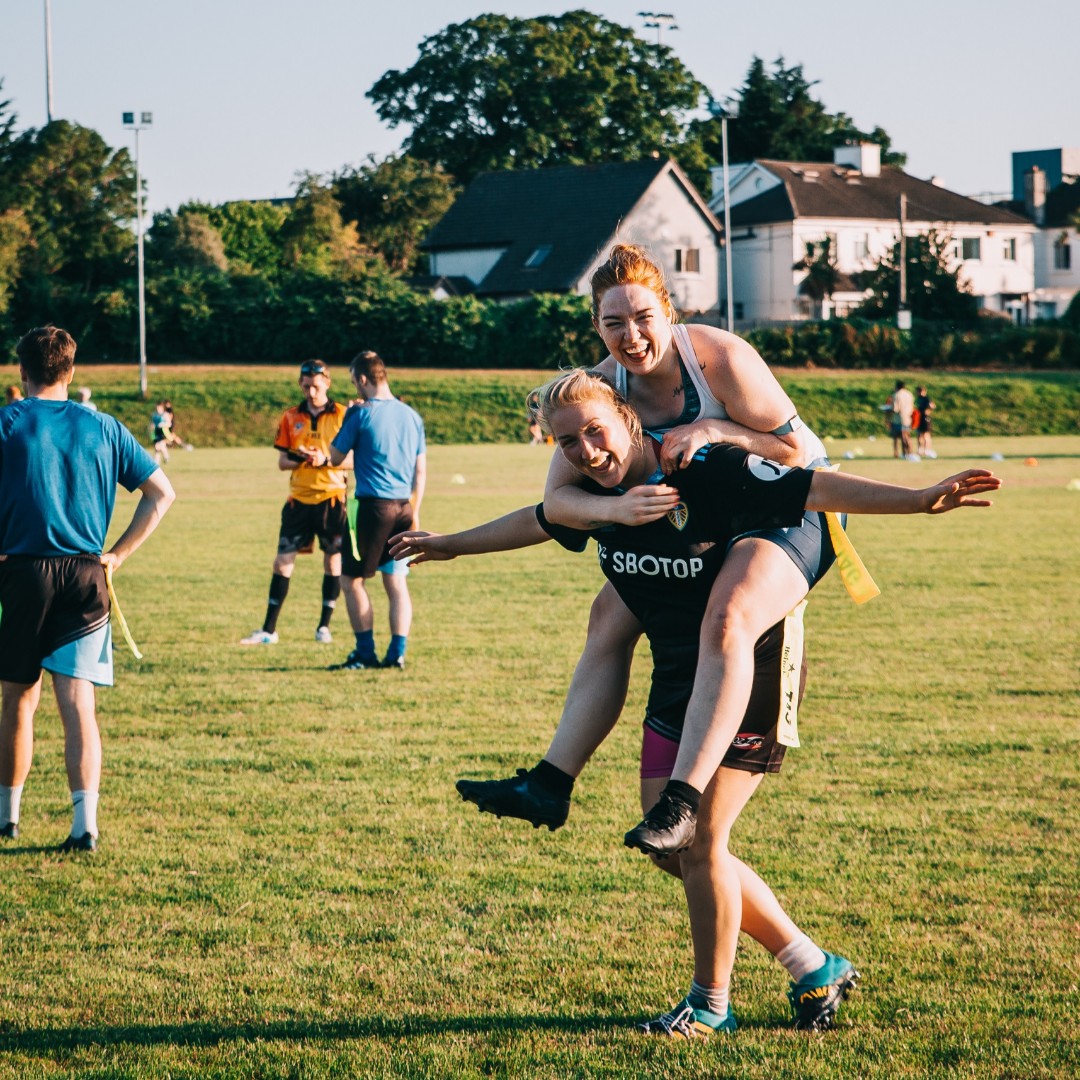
[2,0,1077,216]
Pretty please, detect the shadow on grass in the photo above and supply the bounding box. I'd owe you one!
[0,1012,727,1051]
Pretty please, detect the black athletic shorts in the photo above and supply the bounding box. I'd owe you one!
[0,555,110,684]
[341,498,415,579]
[641,618,807,776]
[277,497,346,556]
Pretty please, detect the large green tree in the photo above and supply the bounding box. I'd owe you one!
[367,10,706,184]
[856,230,978,322]
[691,57,905,167]
[331,154,458,275]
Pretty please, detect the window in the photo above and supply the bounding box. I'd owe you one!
[734,302,745,320]
[674,248,700,273]
[1002,238,1016,262]
[523,245,552,268]
[854,234,870,260]
[1054,237,1072,270]
[956,237,981,261]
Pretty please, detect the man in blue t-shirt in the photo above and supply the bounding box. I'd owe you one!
[0,326,175,852]
[329,350,425,670]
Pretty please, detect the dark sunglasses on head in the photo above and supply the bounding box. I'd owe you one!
[300,361,327,376]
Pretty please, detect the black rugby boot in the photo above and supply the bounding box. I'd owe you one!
[624,790,697,856]
[456,769,570,831]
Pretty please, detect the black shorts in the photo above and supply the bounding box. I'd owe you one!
[277,498,346,557]
[641,618,807,776]
[341,498,415,578]
[0,555,110,684]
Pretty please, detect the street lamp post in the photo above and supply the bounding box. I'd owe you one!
[638,11,678,47]
[123,111,152,398]
[709,100,738,332]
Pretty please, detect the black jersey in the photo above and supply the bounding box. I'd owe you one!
[537,441,813,646]
[537,442,813,742]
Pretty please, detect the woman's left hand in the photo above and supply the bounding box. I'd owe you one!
[924,469,1002,513]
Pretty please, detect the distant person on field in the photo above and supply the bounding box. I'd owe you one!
[528,415,544,445]
[5,386,23,405]
[885,380,915,459]
[328,351,425,670]
[915,385,936,458]
[0,326,175,852]
[150,401,177,464]
[241,360,350,647]
[76,387,97,411]
[162,399,193,451]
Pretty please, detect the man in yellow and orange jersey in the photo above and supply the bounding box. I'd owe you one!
[241,360,350,646]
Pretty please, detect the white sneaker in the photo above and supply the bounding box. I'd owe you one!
[924,450,938,459]
[314,626,333,644]
[240,629,278,645]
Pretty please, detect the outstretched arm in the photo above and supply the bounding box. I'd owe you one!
[101,469,176,571]
[388,506,551,565]
[806,468,1002,516]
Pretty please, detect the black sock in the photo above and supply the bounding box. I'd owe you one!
[263,573,290,633]
[662,779,702,812]
[319,574,341,629]
[529,759,575,798]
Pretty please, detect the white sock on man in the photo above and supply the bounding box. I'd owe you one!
[776,934,828,982]
[0,784,23,824]
[689,977,729,1017]
[71,790,99,838]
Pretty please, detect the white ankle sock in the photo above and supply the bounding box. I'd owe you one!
[0,784,23,824]
[71,790,99,838]
[776,934,827,982]
[689,978,729,1016]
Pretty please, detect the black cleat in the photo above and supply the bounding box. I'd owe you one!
[58,832,97,853]
[0,821,19,839]
[381,655,406,670]
[788,953,860,1031]
[329,649,379,671]
[624,790,697,856]
[456,769,570,831]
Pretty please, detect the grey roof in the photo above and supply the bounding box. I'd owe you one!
[731,161,1034,229]
[422,158,720,296]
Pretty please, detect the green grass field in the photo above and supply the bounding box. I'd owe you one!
[0,438,1077,1079]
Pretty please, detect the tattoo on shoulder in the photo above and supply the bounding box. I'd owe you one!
[673,385,683,397]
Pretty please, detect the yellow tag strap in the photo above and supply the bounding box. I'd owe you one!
[104,564,143,660]
[776,600,806,748]
[346,499,361,562]
[818,465,881,605]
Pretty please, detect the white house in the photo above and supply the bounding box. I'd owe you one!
[710,145,1037,325]
[1014,150,1080,320]
[421,158,722,317]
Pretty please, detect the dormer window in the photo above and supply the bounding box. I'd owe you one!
[524,245,552,268]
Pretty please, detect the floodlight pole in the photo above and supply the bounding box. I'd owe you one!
[43,0,54,122]
[123,112,152,398]
[710,100,738,331]
[638,11,678,47]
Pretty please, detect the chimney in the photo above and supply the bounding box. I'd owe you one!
[1024,166,1047,225]
[833,143,881,178]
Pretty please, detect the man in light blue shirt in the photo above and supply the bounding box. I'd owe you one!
[329,351,425,670]
[0,326,175,852]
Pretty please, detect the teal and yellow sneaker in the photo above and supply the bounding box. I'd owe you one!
[788,952,859,1031]
[637,997,737,1039]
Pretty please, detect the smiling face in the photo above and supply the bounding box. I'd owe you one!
[594,283,675,379]
[550,398,645,489]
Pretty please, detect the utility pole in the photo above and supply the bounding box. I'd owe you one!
[638,11,678,47]
[897,193,911,329]
[709,100,738,331]
[43,0,54,122]
[123,112,152,398]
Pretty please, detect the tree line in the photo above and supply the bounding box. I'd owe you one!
[1,11,1076,364]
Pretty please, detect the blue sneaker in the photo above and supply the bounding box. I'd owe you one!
[637,997,736,1039]
[788,952,859,1031]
